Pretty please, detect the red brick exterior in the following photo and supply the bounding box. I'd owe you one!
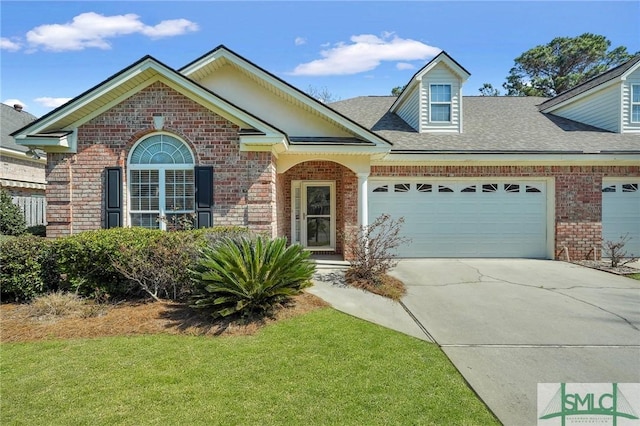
[46,82,277,237]
[278,161,358,256]
[43,80,637,261]
[371,165,640,260]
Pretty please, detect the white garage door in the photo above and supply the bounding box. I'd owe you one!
[369,180,548,258]
[602,181,640,256]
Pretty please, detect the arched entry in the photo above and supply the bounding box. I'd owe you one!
[278,160,358,256]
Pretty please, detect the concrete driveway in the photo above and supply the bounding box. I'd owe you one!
[390,259,640,426]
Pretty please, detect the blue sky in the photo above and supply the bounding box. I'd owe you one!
[1,1,638,117]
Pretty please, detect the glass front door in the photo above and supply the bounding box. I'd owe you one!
[302,182,334,250]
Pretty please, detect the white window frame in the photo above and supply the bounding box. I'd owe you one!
[127,133,195,231]
[632,84,640,123]
[430,84,452,123]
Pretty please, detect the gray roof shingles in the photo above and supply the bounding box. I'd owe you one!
[329,96,640,153]
[1,103,37,153]
[538,55,640,111]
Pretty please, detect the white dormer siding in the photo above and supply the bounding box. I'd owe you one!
[622,68,640,132]
[396,87,420,131]
[552,84,621,132]
[420,63,462,133]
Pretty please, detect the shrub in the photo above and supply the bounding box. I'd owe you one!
[191,236,315,319]
[55,226,251,301]
[0,235,60,301]
[603,233,638,268]
[26,225,46,237]
[0,189,26,236]
[112,231,201,301]
[54,228,156,300]
[343,214,411,285]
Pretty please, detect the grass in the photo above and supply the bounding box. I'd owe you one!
[627,273,640,281]
[1,308,498,425]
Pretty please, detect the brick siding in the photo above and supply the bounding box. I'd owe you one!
[279,161,358,255]
[45,81,277,238]
[371,165,640,260]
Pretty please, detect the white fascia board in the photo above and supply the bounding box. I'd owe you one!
[415,55,470,82]
[0,147,47,164]
[155,76,283,137]
[287,144,390,156]
[540,78,621,113]
[19,62,151,137]
[184,49,390,148]
[390,80,420,113]
[374,152,640,166]
[239,135,288,153]
[15,129,78,153]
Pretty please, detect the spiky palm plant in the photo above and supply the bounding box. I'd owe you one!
[191,236,315,319]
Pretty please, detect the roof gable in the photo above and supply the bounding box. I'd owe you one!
[179,45,391,147]
[539,55,640,112]
[390,51,471,114]
[12,55,287,148]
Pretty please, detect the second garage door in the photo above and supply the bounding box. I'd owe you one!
[368,180,548,258]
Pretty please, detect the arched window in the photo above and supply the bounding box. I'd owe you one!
[128,134,195,230]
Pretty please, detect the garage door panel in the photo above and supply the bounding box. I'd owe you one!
[602,181,640,255]
[369,180,547,258]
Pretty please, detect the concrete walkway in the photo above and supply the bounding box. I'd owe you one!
[309,260,640,426]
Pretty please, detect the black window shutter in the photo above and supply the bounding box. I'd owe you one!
[194,166,214,228]
[104,167,123,229]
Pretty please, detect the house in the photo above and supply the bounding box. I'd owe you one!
[1,103,47,226]
[11,46,640,259]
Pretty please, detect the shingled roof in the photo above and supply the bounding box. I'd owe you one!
[538,55,640,111]
[330,96,640,153]
[1,103,37,153]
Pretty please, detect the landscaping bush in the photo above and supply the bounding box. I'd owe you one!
[54,228,156,300]
[603,233,638,268]
[0,235,60,301]
[55,226,251,301]
[0,189,26,236]
[343,213,411,285]
[26,225,46,237]
[191,236,315,319]
[112,231,201,301]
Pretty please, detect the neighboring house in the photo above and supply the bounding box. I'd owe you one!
[1,103,47,226]
[11,46,640,258]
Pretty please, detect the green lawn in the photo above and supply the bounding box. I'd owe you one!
[1,308,497,425]
[627,273,640,281]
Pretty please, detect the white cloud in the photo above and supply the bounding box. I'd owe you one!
[3,99,28,109]
[294,37,306,46]
[290,33,440,76]
[140,19,199,38]
[25,12,199,52]
[396,62,416,71]
[0,38,22,52]
[35,97,72,108]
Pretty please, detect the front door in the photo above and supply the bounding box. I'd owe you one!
[301,182,335,250]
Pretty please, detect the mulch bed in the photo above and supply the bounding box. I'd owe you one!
[0,293,328,343]
[571,260,640,276]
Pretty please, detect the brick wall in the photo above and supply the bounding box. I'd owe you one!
[371,164,640,260]
[0,155,46,185]
[279,161,358,255]
[45,81,277,238]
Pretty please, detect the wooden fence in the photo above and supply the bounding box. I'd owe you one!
[12,196,47,227]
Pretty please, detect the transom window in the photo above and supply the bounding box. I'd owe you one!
[128,134,195,230]
[632,84,640,123]
[430,84,452,122]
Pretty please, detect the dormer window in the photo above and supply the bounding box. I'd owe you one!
[430,84,452,122]
[632,84,640,123]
